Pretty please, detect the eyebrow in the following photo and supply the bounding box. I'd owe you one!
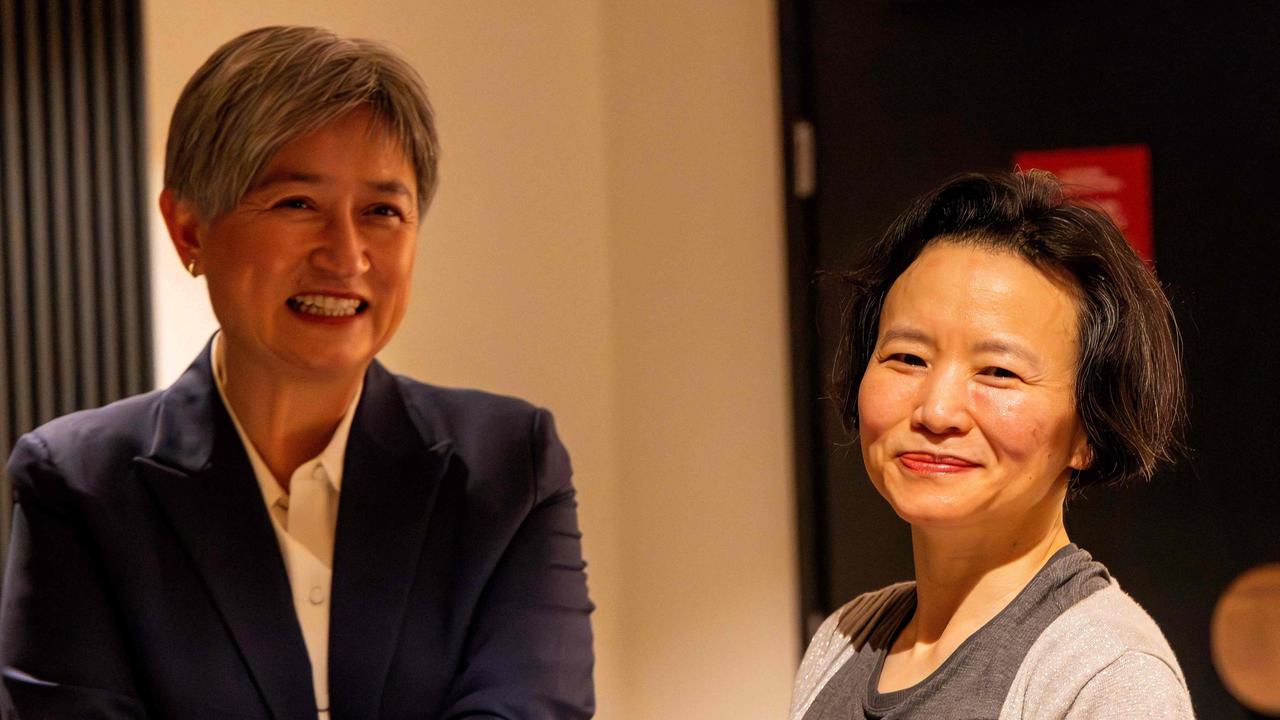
[365,179,413,197]
[250,170,324,190]
[972,338,1043,369]
[878,327,934,347]
[879,327,1044,368]
[250,170,413,198]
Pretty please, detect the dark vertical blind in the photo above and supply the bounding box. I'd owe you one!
[0,0,151,577]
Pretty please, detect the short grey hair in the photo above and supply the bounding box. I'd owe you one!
[164,25,440,222]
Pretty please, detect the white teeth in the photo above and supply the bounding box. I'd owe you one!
[290,294,362,317]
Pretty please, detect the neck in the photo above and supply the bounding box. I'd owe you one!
[906,486,1070,646]
[218,339,363,490]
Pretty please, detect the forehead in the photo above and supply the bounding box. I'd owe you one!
[880,242,1081,354]
[256,108,414,183]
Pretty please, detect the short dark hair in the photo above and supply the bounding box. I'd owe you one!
[831,170,1185,489]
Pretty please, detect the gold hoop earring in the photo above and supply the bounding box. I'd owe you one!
[185,259,198,277]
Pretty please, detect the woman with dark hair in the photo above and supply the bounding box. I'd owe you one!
[789,171,1194,719]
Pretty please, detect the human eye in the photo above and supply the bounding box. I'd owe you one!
[978,366,1022,382]
[367,203,407,221]
[886,353,927,368]
[272,196,313,211]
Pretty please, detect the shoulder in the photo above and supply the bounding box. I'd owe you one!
[999,581,1194,719]
[389,373,551,447]
[789,582,914,720]
[386,371,572,495]
[832,581,914,642]
[7,390,165,497]
[804,581,914,664]
[1024,581,1185,674]
[22,389,164,453]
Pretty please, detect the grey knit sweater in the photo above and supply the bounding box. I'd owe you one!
[790,577,1195,719]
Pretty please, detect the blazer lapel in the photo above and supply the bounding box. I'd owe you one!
[137,345,315,720]
[328,362,452,719]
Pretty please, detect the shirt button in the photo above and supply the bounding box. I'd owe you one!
[309,586,326,605]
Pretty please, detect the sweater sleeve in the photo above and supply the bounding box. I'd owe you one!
[789,609,852,720]
[999,583,1196,720]
[1066,651,1194,719]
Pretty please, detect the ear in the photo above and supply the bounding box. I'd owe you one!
[1068,425,1094,474]
[159,188,205,271]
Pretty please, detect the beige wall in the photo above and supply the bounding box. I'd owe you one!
[145,2,795,717]
[599,3,798,717]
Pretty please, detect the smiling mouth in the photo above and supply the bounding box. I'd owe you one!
[898,452,980,474]
[286,294,369,318]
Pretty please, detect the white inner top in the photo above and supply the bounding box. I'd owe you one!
[211,332,363,719]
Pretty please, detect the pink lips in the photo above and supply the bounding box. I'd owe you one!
[897,452,980,475]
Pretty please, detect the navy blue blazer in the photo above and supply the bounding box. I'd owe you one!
[0,346,595,719]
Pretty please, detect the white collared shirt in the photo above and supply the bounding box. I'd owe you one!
[211,333,362,719]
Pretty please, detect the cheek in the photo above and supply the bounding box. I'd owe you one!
[373,239,417,328]
[380,237,417,284]
[857,367,917,444]
[970,388,1052,460]
[371,240,414,285]
[393,234,417,271]
[223,250,304,302]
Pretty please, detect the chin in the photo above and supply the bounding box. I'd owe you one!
[880,480,979,528]
[886,495,962,525]
[279,345,374,377]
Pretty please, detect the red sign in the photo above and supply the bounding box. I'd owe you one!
[1013,144,1153,263]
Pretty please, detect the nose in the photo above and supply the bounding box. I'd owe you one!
[311,212,371,278]
[910,365,973,436]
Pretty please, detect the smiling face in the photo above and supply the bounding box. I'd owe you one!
[857,241,1092,531]
[164,107,419,382]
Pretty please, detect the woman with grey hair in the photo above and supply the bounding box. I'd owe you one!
[1,26,594,719]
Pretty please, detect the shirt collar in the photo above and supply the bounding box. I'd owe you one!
[210,332,362,501]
